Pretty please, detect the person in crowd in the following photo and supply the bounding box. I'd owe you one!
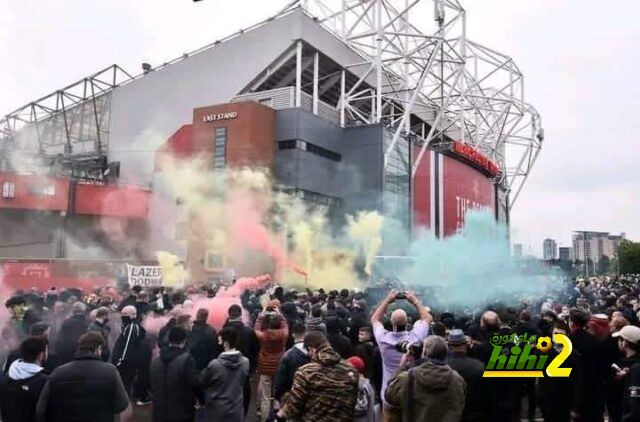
[306,303,327,334]
[347,356,377,422]
[158,307,184,350]
[326,315,353,359]
[370,289,432,417]
[385,335,466,422]
[87,306,111,361]
[112,305,146,397]
[273,322,310,403]
[135,290,153,323]
[200,327,250,422]
[537,321,584,422]
[0,337,49,422]
[355,325,376,381]
[446,329,490,422]
[350,299,370,347]
[276,332,359,422]
[606,316,630,422]
[150,326,201,422]
[118,285,140,311]
[55,302,88,365]
[254,301,289,421]
[36,332,133,422]
[569,309,606,421]
[224,303,260,416]
[3,322,52,373]
[612,325,640,422]
[188,308,219,370]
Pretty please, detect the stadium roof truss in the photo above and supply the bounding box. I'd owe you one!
[0,0,543,210]
[283,0,544,210]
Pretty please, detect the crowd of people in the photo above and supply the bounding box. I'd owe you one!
[1,275,640,421]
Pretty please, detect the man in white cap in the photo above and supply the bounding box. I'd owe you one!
[613,325,640,421]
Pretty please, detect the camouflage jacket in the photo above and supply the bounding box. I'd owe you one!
[281,344,359,422]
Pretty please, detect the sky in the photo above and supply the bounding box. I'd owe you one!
[1,0,639,257]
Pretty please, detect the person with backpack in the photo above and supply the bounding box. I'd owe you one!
[347,356,376,422]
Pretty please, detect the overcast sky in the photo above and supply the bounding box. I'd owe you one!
[1,0,639,257]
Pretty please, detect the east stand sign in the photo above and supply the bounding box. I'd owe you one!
[127,264,164,287]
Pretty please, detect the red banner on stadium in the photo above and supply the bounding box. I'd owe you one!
[442,155,495,236]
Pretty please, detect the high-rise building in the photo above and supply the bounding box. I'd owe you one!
[513,243,523,258]
[543,239,558,260]
[558,247,573,261]
[573,231,625,263]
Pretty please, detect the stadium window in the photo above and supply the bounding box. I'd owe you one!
[204,250,226,271]
[2,181,15,198]
[214,127,227,169]
[277,139,341,162]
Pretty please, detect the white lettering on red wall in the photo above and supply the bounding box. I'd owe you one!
[202,111,238,122]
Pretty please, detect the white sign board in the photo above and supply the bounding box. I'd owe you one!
[203,111,238,122]
[127,264,164,287]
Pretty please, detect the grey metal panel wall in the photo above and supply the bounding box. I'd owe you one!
[274,108,384,216]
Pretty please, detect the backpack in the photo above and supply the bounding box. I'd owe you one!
[354,380,372,417]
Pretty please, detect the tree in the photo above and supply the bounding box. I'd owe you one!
[618,240,640,275]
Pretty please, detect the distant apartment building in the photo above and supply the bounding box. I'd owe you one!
[558,247,573,261]
[543,238,558,260]
[572,231,625,262]
[513,243,523,258]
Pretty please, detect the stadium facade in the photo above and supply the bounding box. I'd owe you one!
[0,1,543,286]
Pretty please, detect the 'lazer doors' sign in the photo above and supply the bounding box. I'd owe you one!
[127,264,163,287]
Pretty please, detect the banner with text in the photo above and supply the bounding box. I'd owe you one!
[127,264,164,287]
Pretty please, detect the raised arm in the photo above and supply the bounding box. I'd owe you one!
[406,292,433,323]
[371,289,397,325]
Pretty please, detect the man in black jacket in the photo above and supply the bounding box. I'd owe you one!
[87,306,111,362]
[569,309,605,421]
[188,308,219,370]
[224,304,260,416]
[446,329,491,422]
[326,316,352,359]
[55,302,88,365]
[112,305,146,397]
[273,322,310,403]
[36,332,132,422]
[150,326,201,422]
[349,300,369,347]
[0,337,49,422]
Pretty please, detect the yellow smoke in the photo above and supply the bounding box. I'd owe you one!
[347,211,385,275]
[154,153,386,290]
[156,251,189,288]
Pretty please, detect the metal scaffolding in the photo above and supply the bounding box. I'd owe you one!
[284,0,544,210]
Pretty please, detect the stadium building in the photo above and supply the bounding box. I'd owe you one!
[0,0,543,286]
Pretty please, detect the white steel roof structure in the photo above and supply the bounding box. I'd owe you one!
[0,0,542,209]
[289,0,544,210]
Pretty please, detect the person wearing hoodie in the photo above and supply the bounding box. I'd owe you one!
[273,322,311,403]
[386,335,466,422]
[306,303,327,334]
[224,304,260,417]
[277,331,359,422]
[254,302,289,421]
[199,327,250,422]
[188,308,220,370]
[326,315,353,359]
[150,326,201,422]
[55,301,88,365]
[0,337,49,422]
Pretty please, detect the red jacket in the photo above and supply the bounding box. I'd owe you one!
[255,314,289,376]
